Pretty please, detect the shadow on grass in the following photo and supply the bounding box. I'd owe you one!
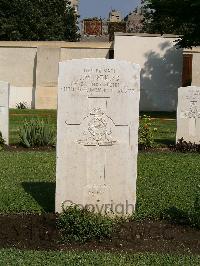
[154,138,175,146]
[22,182,55,212]
[161,206,200,229]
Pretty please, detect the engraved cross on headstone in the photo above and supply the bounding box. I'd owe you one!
[65,107,130,147]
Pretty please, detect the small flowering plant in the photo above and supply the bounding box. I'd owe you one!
[139,115,157,149]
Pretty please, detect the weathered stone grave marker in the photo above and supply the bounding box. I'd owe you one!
[56,59,140,216]
[177,86,200,143]
[0,81,9,144]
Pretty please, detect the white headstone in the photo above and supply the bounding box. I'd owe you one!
[177,86,200,143]
[0,81,9,144]
[56,59,140,216]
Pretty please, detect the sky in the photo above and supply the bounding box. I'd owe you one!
[79,0,141,20]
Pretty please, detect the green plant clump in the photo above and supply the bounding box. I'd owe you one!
[18,119,55,148]
[16,102,28,109]
[175,137,200,153]
[57,206,115,243]
[139,115,157,149]
[0,132,5,150]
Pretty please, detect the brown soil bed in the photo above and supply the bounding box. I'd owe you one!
[0,213,200,254]
[3,145,173,153]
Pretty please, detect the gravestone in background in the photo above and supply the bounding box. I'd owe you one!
[56,59,140,216]
[177,86,200,143]
[0,81,9,144]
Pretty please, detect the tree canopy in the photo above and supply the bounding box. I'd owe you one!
[142,0,200,47]
[0,0,80,41]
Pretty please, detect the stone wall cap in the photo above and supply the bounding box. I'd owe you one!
[114,32,180,38]
[184,47,200,54]
[59,58,141,70]
[0,41,113,49]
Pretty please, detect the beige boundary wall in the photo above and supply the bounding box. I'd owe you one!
[0,36,184,110]
[114,34,183,111]
[0,41,113,109]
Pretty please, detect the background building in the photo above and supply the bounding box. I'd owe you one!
[82,18,102,36]
[108,10,122,22]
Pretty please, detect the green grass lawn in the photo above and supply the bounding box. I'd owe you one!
[0,150,199,218]
[0,249,199,266]
[9,109,176,146]
[152,119,176,146]
[137,152,200,220]
[0,151,55,213]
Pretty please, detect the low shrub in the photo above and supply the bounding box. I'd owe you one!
[16,102,28,109]
[139,115,157,149]
[57,206,115,243]
[174,138,200,153]
[18,119,55,148]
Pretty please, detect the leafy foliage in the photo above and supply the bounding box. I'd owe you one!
[142,0,200,47]
[139,115,157,149]
[57,206,115,243]
[16,102,28,110]
[174,138,200,153]
[0,0,80,41]
[18,119,55,147]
